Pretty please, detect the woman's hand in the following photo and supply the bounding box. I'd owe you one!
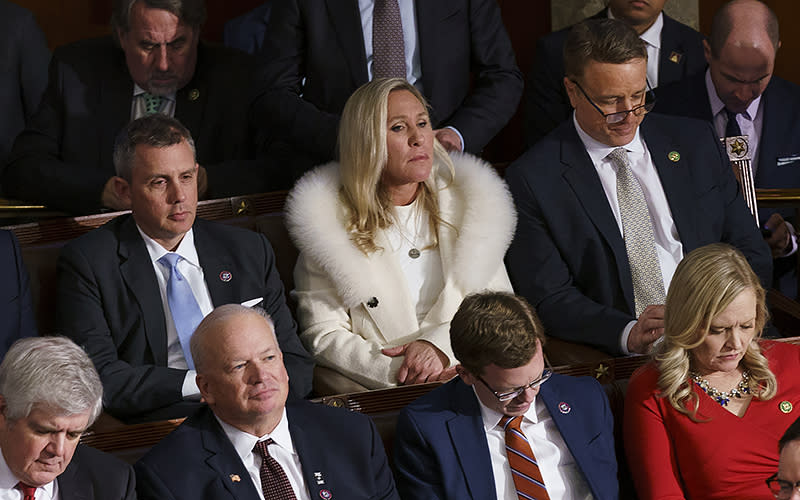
[382,340,453,385]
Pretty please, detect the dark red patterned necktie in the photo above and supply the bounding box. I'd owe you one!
[372,0,406,78]
[17,482,36,500]
[253,439,297,500]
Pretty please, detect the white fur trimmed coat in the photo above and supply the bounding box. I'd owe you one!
[285,153,516,389]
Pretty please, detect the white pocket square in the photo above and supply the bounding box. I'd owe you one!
[241,297,263,308]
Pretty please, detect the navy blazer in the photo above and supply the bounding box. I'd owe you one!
[135,402,399,500]
[0,0,49,171]
[524,10,706,148]
[57,445,136,500]
[505,114,772,355]
[56,215,313,423]
[253,0,523,183]
[0,229,36,357]
[393,375,618,500]
[4,36,263,214]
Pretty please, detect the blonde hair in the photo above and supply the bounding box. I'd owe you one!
[654,243,774,419]
[337,77,455,255]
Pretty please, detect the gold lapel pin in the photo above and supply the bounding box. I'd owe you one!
[229,474,241,482]
[780,401,793,414]
[669,51,682,64]
[189,89,200,101]
[668,151,681,162]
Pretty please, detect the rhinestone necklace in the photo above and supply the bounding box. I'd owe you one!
[690,370,751,406]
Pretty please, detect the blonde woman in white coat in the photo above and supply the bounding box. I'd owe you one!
[286,78,516,393]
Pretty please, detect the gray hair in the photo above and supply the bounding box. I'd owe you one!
[112,0,206,33]
[563,18,647,80]
[190,305,277,374]
[0,337,103,423]
[113,114,196,181]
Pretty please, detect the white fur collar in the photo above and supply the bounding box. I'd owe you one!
[285,153,516,308]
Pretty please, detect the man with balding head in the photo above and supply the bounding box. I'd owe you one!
[656,0,800,294]
[135,304,399,500]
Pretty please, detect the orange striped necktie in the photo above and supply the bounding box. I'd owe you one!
[500,415,551,500]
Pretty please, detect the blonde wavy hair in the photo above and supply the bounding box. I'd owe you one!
[337,78,455,255]
[654,243,775,420]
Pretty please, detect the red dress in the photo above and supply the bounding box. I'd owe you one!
[624,341,800,500]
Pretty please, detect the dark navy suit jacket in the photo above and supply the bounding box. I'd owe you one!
[135,402,399,500]
[253,0,523,184]
[524,10,706,148]
[505,114,772,355]
[57,215,313,423]
[0,229,36,357]
[57,445,136,500]
[393,375,618,500]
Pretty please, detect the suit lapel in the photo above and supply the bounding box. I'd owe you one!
[414,0,453,118]
[288,405,334,499]
[117,217,170,366]
[658,16,688,86]
[175,43,208,136]
[755,82,778,186]
[199,411,262,500]
[641,118,697,254]
[57,459,91,500]
[559,125,635,309]
[194,220,237,307]
[99,48,134,173]
[325,0,369,86]
[447,382,496,500]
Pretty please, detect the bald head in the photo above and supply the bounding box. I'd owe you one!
[709,0,779,58]
[705,0,779,113]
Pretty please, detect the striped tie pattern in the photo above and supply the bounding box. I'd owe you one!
[254,439,298,500]
[607,147,666,317]
[501,415,550,500]
[372,0,406,79]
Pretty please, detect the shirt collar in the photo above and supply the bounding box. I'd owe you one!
[215,408,296,464]
[608,10,663,50]
[471,385,539,433]
[572,112,645,166]
[0,447,57,497]
[137,225,200,269]
[705,68,762,121]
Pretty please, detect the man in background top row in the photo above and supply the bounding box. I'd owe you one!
[655,0,800,296]
[3,0,265,214]
[254,0,524,186]
[525,0,706,147]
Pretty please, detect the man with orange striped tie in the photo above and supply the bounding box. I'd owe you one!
[393,291,618,500]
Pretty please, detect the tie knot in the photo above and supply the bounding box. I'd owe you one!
[17,482,36,498]
[142,92,164,114]
[607,147,630,167]
[158,252,182,269]
[500,415,521,431]
[254,438,276,458]
[725,108,738,120]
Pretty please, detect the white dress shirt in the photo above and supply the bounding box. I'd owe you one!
[608,11,663,88]
[705,69,764,174]
[386,200,445,322]
[357,0,464,150]
[131,84,176,119]
[216,410,311,500]
[0,449,59,500]
[138,226,214,399]
[573,114,683,353]
[473,389,593,500]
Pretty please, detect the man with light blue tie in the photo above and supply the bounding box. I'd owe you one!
[56,114,313,423]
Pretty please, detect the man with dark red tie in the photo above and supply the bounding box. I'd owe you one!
[0,337,135,500]
[393,291,618,500]
[135,304,399,500]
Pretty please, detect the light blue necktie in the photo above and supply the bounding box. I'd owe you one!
[158,253,204,369]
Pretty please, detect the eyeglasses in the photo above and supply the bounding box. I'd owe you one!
[766,474,800,499]
[572,80,656,124]
[478,369,553,401]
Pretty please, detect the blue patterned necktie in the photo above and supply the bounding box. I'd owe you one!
[608,147,666,317]
[158,253,204,369]
[142,92,164,115]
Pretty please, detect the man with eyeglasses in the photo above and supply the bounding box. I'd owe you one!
[769,416,800,500]
[393,291,618,500]
[505,18,770,359]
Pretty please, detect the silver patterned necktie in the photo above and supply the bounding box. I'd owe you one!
[372,0,406,79]
[608,147,666,317]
